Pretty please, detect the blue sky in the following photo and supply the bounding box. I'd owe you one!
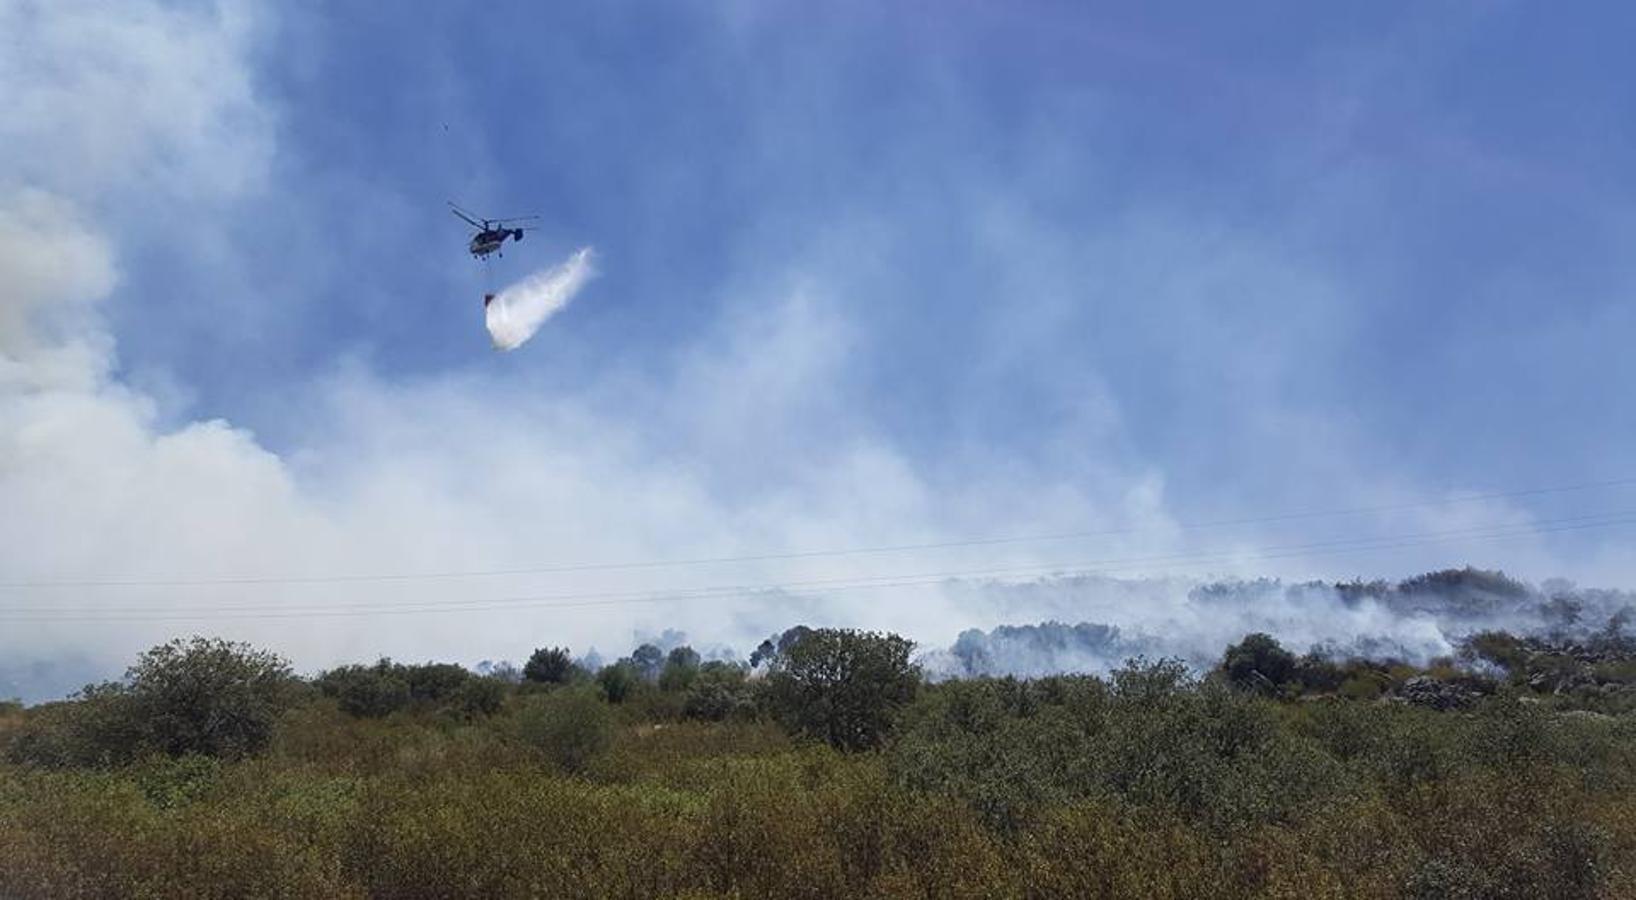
[108,2,1635,499]
[3,1,1634,693]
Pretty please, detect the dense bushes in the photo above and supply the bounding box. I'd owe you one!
[1219,632,1297,692]
[6,638,296,766]
[681,661,758,722]
[4,682,1633,898]
[317,662,412,718]
[315,658,510,720]
[522,646,579,685]
[4,626,1636,896]
[891,659,1347,833]
[596,662,638,703]
[765,628,919,750]
[513,687,612,772]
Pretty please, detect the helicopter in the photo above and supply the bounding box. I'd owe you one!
[448,201,539,259]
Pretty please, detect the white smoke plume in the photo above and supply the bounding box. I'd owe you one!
[484,248,595,351]
[919,569,1636,680]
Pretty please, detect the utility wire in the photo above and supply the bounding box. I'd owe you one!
[14,508,1631,614]
[3,476,1634,590]
[6,509,1631,623]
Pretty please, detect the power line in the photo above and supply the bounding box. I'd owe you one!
[14,508,1630,614]
[6,508,1631,623]
[4,475,1634,590]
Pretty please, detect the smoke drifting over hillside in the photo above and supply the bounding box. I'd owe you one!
[922,568,1636,678]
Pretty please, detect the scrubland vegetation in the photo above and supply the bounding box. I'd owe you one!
[3,615,1636,898]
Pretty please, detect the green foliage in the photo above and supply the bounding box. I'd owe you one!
[895,659,1347,834]
[658,645,702,692]
[5,685,148,767]
[1339,672,1386,700]
[8,638,296,766]
[522,646,580,685]
[454,676,507,718]
[316,662,412,719]
[766,628,918,751]
[596,662,638,704]
[6,628,1636,896]
[630,643,666,681]
[399,662,470,702]
[1219,632,1296,694]
[1462,629,1530,674]
[317,659,498,719]
[1293,652,1345,693]
[123,637,297,759]
[681,661,757,722]
[513,688,613,773]
[130,753,224,809]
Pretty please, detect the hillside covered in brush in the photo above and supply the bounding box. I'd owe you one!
[3,569,1635,897]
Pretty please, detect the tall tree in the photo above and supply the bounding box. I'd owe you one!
[766,628,918,751]
[523,647,579,685]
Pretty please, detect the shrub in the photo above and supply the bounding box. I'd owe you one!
[7,639,297,766]
[5,684,147,767]
[1339,674,1385,700]
[1460,630,1529,676]
[1293,653,1345,693]
[317,663,412,719]
[454,677,507,718]
[513,688,613,772]
[597,663,639,704]
[399,662,470,702]
[659,646,702,692]
[123,637,298,759]
[1219,633,1296,694]
[682,662,757,722]
[522,647,579,685]
[130,753,224,809]
[766,629,918,751]
[630,644,666,682]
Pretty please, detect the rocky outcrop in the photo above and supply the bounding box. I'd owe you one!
[1394,675,1483,710]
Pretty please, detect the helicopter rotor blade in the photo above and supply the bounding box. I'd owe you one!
[447,201,483,228]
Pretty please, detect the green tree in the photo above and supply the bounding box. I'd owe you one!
[1294,652,1345,693]
[658,645,702,692]
[682,661,756,721]
[1219,633,1296,694]
[513,688,612,772]
[766,628,919,751]
[316,662,412,718]
[5,683,148,767]
[400,662,471,702]
[455,677,507,717]
[125,637,297,758]
[629,643,665,682]
[596,662,638,703]
[523,647,580,685]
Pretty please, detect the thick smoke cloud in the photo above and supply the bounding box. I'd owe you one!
[0,1,1146,698]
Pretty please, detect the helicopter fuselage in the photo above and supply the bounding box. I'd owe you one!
[469,229,513,259]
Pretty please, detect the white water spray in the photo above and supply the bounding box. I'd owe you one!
[484,247,596,351]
